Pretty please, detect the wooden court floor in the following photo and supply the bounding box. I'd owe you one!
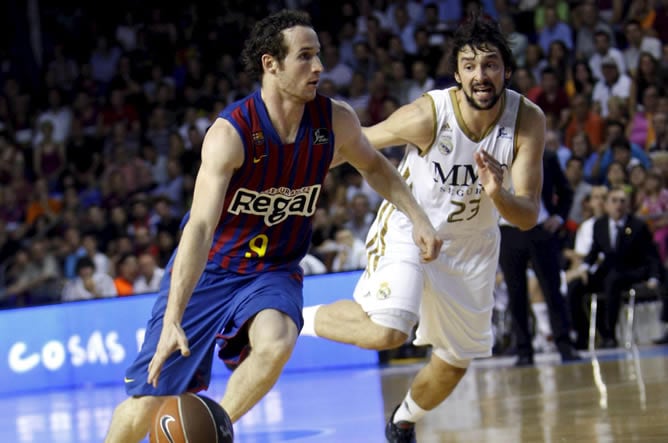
[2,346,667,443]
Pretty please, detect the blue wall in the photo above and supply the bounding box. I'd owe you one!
[0,270,377,396]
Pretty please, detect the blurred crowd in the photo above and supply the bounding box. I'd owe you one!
[1,0,668,340]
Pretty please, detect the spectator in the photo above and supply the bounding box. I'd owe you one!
[32,120,66,191]
[623,20,662,77]
[81,232,111,275]
[589,30,626,83]
[406,59,435,103]
[564,59,596,100]
[133,252,164,294]
[25,177,62,227]
[498,13,528,68]
[330,228,367,273]
[343,192,375,243]
[564,93,604,151]
[320,44,354,91]
[534,66,571,130]
[591,56,632,118]
[300,252,328,276]
[567,186,662,348]
[649,111,668,152]
[628,83,661,150]
[113,252,138,296]
[5,239,62,306]
[573,2,615,60]
[33,87,73,145]
[636,169,668,264]
[61,256,117,301]
[565,156,593,230]
[537,6,572,55]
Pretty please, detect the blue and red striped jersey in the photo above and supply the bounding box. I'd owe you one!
[180,90,335,275]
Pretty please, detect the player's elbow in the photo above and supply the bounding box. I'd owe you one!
[515,213,539,231]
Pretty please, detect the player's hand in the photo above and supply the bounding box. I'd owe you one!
[147,321,190,388]
[413,219,442,262]
[474,150,505,199]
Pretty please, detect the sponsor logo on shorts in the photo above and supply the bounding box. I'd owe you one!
[376,282,391,300]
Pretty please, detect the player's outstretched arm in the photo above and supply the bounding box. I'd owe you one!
[332,99,441,261]
[475,99,544,231]
[148,118,244,387]
[362,94,435,151]
[329,95,434,168]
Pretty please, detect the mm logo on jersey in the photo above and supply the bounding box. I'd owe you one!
[432,162,479,186]
[228,185,321,226]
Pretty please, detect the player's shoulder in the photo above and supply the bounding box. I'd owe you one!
[516,93,546,132]
[330,97,361,129]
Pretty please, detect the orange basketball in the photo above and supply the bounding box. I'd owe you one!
[149,393,234,443]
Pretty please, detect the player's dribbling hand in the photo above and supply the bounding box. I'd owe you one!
[413,220,442,262]
[147,322,191,388]
[474,150,504,198]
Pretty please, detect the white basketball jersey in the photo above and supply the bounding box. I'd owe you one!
[367,87,523,251]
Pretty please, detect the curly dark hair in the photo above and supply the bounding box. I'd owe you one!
[241,9,313,81]
[447,13,516,80]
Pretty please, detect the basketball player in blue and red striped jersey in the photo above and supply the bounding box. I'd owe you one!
[104,9,441,443]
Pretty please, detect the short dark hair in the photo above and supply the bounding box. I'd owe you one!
[611,136,631,151]
[241,9,313,81]
[76,256,95,274]
[448,13,516,79]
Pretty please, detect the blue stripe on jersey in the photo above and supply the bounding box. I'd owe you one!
[191,90,335,274]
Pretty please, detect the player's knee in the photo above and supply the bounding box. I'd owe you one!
[430,350,469,381]
[370,327,409,350]
[365,309,417,349]
[252,336,295,366]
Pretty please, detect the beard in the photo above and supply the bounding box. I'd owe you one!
[463,82,504,110]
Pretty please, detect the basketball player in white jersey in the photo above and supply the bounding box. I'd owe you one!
[301,14,546,443]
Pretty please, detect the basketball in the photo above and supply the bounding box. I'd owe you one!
[149,393,234,443]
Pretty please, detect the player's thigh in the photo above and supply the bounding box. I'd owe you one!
[416,257,496,361]
[353,259,425,315]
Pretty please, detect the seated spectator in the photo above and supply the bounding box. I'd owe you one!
[113,252,138,296]
[534,66,571,129]
[592,126,651,184]
[4,239,62,306]
[330,228,367,272]
[81,232,111,275]
[591,56,632,118]
[300,252,328,276]
[133,252,164,294]
[567,186,662,349]
[589,30,626,82]
[649,111,668,152]
[564,60,595,99]
[564,156,593,231]
[564,93,604,151]
[25,177,62,227]
[61,256,117,301]
[343,192,375,243]
[636,169,668,265]
[563,185,609,292]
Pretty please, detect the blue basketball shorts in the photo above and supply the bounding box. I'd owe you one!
[123,267,304,396]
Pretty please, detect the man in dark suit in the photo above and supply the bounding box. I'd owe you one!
[499,149,580,366]
[568,186,663,348]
